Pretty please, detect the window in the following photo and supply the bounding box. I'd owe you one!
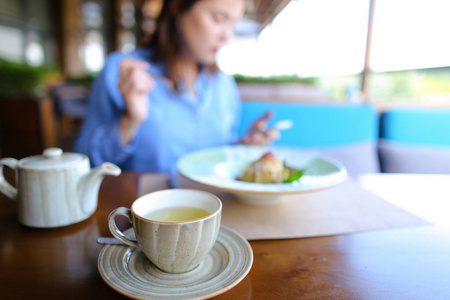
[82,1,105,72]
[118,1,137,52]
[368,0,450,104]
[0,0,55,66]
[25,32,45,66]
[370,0,450,72]
[0,25,23,62]
[218,0,450,105]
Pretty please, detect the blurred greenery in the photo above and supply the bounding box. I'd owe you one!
[310,67,450,104]
[0,59,56,98]
[316,75,361,101]
[233,74,317,85]
[368,67,450,104]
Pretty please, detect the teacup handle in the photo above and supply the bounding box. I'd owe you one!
[108,207,139,248]
[0,158,19,200]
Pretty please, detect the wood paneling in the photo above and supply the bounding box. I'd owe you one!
[0,97,56,158]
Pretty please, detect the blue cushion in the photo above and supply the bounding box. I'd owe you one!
[380,108,450,146]
[380,108,450,173]
[238,102,379,147]
[379,140,450,174]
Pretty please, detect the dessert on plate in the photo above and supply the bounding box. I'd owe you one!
[240,152,303,183]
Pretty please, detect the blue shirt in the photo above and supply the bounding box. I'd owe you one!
[75,48,241,173]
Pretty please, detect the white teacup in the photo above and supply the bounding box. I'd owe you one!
[108,189,222,273]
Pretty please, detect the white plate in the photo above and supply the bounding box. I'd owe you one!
[177,145,347,205]
[98,226,253,300]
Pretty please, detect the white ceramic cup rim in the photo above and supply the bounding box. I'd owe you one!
[131,189,222,224]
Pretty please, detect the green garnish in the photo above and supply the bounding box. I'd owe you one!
[282,161,304,183]
[284,169,304,183]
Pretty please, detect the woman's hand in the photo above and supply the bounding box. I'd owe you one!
[118,58,155,144]
[240,110,280,145]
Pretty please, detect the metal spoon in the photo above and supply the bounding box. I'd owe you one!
[97,236,125,245]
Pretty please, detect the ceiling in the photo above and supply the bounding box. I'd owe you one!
[142,0,292,36]
[245,0,292,29]
[141,0,292,37]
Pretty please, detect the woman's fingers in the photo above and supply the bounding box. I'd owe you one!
[119,59,154,95]
[117,58,155,126]
[265,128,280,142]
[120,69,154,97]
[259,110,274,122]
[253,110,273,131]
[119,58,150,77]
[240,110,281,145]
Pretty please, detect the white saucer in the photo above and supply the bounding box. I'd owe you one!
[98,226,253,300]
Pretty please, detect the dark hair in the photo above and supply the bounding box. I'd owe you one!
[147,0,216,85]
[149,0,196,59]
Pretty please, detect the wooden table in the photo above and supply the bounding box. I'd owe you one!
[1,172,450,299]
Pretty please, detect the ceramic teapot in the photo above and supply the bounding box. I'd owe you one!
[0,148,121,228]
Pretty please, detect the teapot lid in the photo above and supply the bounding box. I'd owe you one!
[19,148,86,170]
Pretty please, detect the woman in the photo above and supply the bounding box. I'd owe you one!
[75,0,278,173]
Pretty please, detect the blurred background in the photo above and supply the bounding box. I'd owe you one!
[1,0,450,157]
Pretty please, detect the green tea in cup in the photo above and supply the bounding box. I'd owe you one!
[144,206,210,222]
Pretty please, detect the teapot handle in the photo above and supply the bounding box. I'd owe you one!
[0,158,18,200]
